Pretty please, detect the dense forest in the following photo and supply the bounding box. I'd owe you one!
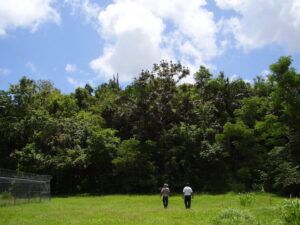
[0,56,299,196]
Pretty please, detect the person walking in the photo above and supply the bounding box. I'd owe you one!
[160,184,170,208]
[183,183,193,209]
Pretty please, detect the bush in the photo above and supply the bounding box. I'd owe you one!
[210,208,261,225]
[239,193,255,206]
[1,191,13,200]
[280,199,300,225]
[230,182,246,193]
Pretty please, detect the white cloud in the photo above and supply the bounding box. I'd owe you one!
[261,69,270,77]
[67,77,84,87]
[65,64,77,73]
[64,0,101,27]
[244,79,253,84]
[215,0,300,52]
[229,74,240,82]
[0,0,60,36]
[0,68,10,76]
[26,61,37,73]
[67,76,94,88]
[228,74,253,84]
[66,0,300,84]
[89,0,221,82]
[90,29,168,82]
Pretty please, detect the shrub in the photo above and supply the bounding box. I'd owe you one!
[210,208,261,225]
[230,182,246,193]
[1,191,13,200]
[239,193,255,206]
[280,199,300,225]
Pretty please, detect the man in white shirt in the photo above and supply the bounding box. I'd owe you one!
[160,183,170,208]
[183,183,193,209]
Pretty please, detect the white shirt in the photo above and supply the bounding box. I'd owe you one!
[183,186,193,196]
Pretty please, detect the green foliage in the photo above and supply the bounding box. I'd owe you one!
[280,199,300,225]
[210,208,260,225]
[1,57,300,195]
[238,193,255,206]
[113,139,157,192]
[275,163,300,188]
[234,97,269,128]
[269,56,292,79]
[0,181,15,202]
[194,65,212,88]
[264,146,300,195]
[0,191,13,200]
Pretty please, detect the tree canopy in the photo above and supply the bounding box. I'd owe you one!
[0,57,299,195]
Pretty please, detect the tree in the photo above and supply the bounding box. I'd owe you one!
[130,61,189,178]
[113,139,157,193]
[1,57,300,195]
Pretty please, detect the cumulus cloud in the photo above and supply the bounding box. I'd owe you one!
[64,0,101,27]
[216,0,300,52]
[261,69,271,77]
[0,68,10,76]
[26,61,37,73]
[89,0,221,82]
[67,76,94,88]
[244,79,253,84]
[229,74,240,82]
[0,0,60,36]
[67,77,85,87]
[65,0,300,84]
[229,74,252,84]
[65,64,77,73]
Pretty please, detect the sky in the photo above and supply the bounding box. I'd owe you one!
[1,0,300,93]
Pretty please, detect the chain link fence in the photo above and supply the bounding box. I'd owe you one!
[0,168,52,206]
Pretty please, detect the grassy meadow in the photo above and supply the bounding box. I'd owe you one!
[0,193,288,225]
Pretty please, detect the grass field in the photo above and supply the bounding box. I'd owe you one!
[0,193,287,225]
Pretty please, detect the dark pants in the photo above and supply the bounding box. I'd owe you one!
[162,196,168,208]
[184,195,191,208]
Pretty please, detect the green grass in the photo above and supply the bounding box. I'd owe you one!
[0,193,285,225]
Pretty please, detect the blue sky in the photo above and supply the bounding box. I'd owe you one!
[1,0,300,93]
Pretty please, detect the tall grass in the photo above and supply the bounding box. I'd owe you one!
[210,208,261,225]
[238,193,255,206]
[0,192,14,207]
[280,199,300,225]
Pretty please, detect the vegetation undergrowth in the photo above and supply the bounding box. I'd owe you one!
[238,193,255,206]
[280,199,300,225]
[210,208,260,225]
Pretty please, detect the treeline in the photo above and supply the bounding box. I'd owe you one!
[0,57,300,195]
